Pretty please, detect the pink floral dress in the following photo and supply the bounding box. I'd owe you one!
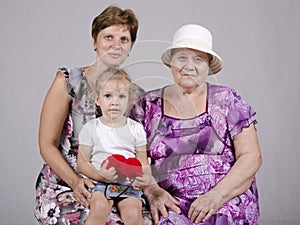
[131,85,259,225]
[34,67,153,225]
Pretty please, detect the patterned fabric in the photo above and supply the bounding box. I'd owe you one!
[131,84,259,225]
[34,67,153,225]
[90,182,146,205]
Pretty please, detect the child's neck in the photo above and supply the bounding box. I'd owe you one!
[99,116,127,128]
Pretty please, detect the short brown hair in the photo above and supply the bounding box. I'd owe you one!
[91,6,139,45]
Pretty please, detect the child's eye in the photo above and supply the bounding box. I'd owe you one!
[119,94,127,99]
[104,94,111,98]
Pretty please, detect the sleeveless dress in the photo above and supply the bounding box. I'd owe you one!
[131,84,259,225]
[34,68,153,225]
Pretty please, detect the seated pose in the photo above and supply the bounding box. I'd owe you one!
[132,24,262,225]
[77,68,151,225]
[35,6,152,224]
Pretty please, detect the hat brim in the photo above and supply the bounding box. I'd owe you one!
[161,38,223,75]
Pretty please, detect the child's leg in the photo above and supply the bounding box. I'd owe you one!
[85,192,113,225]
[117,197,143,225]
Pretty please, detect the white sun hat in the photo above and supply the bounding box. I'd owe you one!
[161,24,223,75]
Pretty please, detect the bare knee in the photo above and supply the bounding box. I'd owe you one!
[123,209,143,224]
[118,198,143,225]
[89,193,112,218]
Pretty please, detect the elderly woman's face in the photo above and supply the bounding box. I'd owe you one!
[170,48,210,89]
[93,24,132,67]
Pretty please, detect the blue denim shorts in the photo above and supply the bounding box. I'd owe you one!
[90,182,146,205]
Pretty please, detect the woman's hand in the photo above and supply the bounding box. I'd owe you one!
[188,189,224,223]
[71,177,95,208]
[143,184,181,224]
[99,160,118,183]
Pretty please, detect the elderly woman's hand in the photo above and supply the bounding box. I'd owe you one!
[188,189,224,223]
[143,183,181,224]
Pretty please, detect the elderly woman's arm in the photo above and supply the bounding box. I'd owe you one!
[188,123,262,223]
[39,72,94,207]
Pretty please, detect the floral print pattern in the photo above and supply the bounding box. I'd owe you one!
[131,84,259,225]
[35,68,152,224]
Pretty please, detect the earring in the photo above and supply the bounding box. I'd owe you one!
[94,48,97,51]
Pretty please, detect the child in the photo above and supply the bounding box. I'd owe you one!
[77,68,151,225]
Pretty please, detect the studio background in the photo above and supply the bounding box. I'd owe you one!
[0,0,299,224]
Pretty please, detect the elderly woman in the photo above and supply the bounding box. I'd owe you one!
[132,24,262,224]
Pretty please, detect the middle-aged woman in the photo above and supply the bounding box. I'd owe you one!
[34,6,152,224]
[131,24,262,224]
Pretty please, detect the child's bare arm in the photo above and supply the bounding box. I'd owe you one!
[77,145,118,183]
[134,145,154,188]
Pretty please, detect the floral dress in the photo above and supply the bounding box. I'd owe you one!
[34,67,153,225]
[131,84,259,225]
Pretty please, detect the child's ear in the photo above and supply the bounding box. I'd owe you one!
[95,96,101,107]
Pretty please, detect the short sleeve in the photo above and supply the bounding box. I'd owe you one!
[59,67,83,98]
[227,89,257,137]
[127,119,147,147]
[134,122,147,147]
[78,120,94,146]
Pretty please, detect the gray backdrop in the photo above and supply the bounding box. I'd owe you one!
[0,0,299,224]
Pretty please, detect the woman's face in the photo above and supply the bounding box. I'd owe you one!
[93,24,132,67]
[170,48,210,90]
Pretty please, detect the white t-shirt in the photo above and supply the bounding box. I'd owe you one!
[79,118,147,170]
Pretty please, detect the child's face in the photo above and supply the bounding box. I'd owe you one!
[96,79,130,122]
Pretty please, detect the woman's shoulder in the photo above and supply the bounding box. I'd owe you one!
[59,67,86,96]
[59,67,84,79]
[208,83,241,101]
[143,87,163,100]
[208,83,236,94]
[208,83,254,113]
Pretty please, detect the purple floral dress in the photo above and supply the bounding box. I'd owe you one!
[131,84,259,225]
[34,68,153,225]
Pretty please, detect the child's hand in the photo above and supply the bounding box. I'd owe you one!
[99,160,118,183]
[132,174,154,190]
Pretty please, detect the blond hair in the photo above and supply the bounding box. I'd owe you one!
[95,68,145,117]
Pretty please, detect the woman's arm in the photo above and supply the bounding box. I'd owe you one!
[188,123,262,223]
[214,123,262,201]
[38,72,94,206]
